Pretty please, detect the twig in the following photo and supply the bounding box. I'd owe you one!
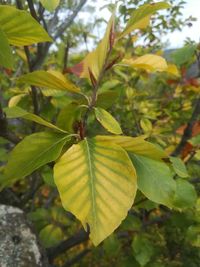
[47,229,89,262]
[63,249,90,267]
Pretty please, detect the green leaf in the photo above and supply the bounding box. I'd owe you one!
[103,234,121,256]
[54,138,137,245]
[132,235,154,266]
[56,102,81,132]
[40,0,60,12]
[4,106,67,133]
[94,107,122,135]
[170,156,189,178]
[130,154,176,207]
[0,28,13,68]
[0,5,52,46]
[95,135,167,161]
[172,179,197,209]
[4,132,70,185]
[120,2,171,38]
[189,134,200,146]
[18,70,80,93]
[96,91,119,109]
[171,45,196,66]
[39,224,63,248]
[187,225,200,247]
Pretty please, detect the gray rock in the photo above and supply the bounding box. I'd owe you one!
[0,205,49,267]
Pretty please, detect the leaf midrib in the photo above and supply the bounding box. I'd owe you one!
[84,139,97,231]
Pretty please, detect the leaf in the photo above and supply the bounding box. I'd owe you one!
[4,106,67,133]
[56,102,81,132]
[39,224,63,248]
[4,132,70,185]
[140,118,152,133]
[54,138,137,245]
[123,54,168,72]
[132,235,154,266]
[170,157,189,178]
[0,28,13,68]
[172,179,197,209]
[166,64,180,77]
[95,135,167,161]
[96,91,119,109]
[189,134,200,146]
[171,45,196,66]
[95,108,122,135]
[70,13,115,81]
[8,94,26,107]
[130,154,176,207]
[40,0,60,12]
[18,70,80,93]
[187,225,200,247]
[120,2,171,38]
[0,5,52,46]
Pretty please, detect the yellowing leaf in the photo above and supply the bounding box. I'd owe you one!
[8,94,26,107]
[70,14,115,81]
[95,135,167,161]
[18,70,80,93]
[123,54,168,72]
[95,107,122,135]
[40,0,60,12]
[120,2,171,38]
[166,64,180,77]
[0,28,13,68]
[4,106,67,133]
[54,138,137,245]
[0,5,52,46]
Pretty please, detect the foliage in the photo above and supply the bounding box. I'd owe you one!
[0,0,200,266]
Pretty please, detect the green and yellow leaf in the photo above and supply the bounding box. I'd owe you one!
[54,138,137,245]
[18,70,80,93]
[95,135,167,161]
[4,132,70,185]
[70,13,115,81]
[0,28,13,68]
[94,108,122,135]
[0,5,52,46]
[40,0,60,12]
[119,2,171,38]
[4,106,67,133]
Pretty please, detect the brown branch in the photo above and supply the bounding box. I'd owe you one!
[172,97,200,156]
[47,228,89,262]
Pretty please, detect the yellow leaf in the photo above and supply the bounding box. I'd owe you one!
[95,135,167,161]
[119,2,171,38]
[54,138,137,245]
[123,54,168,72]
[70,13,115,81]
[166,64,180,77]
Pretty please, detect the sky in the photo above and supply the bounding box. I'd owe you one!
[80,0,200,49]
